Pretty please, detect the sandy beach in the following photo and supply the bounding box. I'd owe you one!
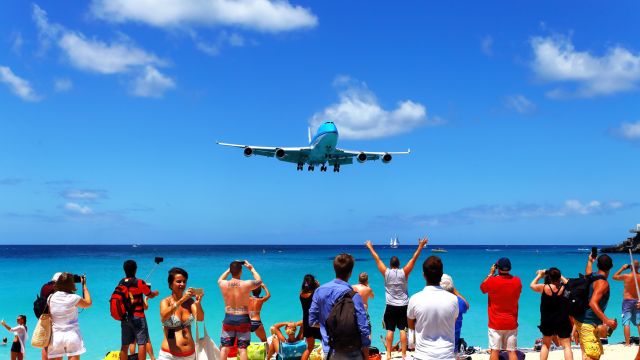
[385,344,639,359]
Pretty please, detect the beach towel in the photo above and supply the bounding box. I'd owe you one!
[195,321,221,360]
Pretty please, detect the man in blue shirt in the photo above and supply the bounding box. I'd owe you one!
[309,253,371,360]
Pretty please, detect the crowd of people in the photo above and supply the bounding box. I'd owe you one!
[6,241,640,360]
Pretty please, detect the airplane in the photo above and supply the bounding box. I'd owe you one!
[217,121,410,172]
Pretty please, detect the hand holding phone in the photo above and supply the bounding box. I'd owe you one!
[591,247,598,260]
[191,288,204,296]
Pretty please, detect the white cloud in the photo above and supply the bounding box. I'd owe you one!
[90,0,318,32]
[531,34,640,97]
[64,202,93,215]
[54,78,73,92]
[131,66,176,98]
[33,4,174,97]
[505,94,536,114]
[615,121,640,141]
[11,32,24,54]
[192,30,246,57]
[481,35,493,57]
[309,77,440,140]
[62,189,106,200]
[58,32,163,74]
[0,66,41,101]
[382,199,636,227]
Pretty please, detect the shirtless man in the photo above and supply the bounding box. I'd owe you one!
[218,260,262,360]
[248,284,271,342]
[352,272,375,310]
[612,260,640,346]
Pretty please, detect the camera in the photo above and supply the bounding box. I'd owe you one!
[73,274,85,283]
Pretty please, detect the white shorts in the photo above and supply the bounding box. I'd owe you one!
[158,350,196,360]
[48,328,86,358]
[488,328,517,351]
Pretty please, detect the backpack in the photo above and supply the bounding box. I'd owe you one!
[325,290,362,352]
[33,282,55,318]
[110,280,133,320]
[563,273,603,318]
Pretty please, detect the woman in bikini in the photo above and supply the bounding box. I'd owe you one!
[159,268,204,360]
[248,284,271,342]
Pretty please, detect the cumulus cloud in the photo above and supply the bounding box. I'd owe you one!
[54,78,73,92]
[0,66,41,101]
[531,34,640,97]
[64,202,94,215]
[131,66,176,98]
[381,200,636,227]
[90,0,317,32]
[505,94,536,114]
[309,76,441,140]
[32,4,174,98]
[613,121,640,142]
[61,189,107,201]
[481,35,493,57]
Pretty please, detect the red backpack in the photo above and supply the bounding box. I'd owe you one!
[109,280,132,320]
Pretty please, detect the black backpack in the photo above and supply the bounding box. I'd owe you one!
[325,290,362,352]
[563,273,603,317]
[33,282,55,318]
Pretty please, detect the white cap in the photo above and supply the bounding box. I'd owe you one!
[52,272,62,282]
[440,274,454,292]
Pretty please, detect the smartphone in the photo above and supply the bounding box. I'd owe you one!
[234,259,247,265]
[191,288,204,296]
[154,256,164,264]
[591,247,598,259]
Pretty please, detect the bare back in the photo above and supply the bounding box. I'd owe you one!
[219,278,260,314]
[248,297,266,320]
[352,284,374,310]
[622,273,640,300]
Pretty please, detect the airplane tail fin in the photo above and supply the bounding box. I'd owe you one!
[308,127,312,144]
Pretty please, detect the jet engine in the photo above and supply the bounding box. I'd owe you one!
[275,148,286,159]
[382,153,392,163]
[357,152,367,163]
[243,147,253,157]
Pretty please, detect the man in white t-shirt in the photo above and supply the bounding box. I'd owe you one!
[407,256,459,360]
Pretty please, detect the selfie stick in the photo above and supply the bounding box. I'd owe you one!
[144,259,164,282]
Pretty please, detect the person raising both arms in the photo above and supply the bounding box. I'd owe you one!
[612,260,640,346]
[366,237,428,360]
[248,284,271,342]
[218,260,262,360]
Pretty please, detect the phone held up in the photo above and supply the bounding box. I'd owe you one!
[591,247,598,260]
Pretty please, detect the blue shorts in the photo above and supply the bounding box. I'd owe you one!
[622,299,640,326]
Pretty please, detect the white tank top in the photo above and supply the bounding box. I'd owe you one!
[385,268,408,306]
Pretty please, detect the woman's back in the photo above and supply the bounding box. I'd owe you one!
[540,283,568,322]
[50,292,81,330]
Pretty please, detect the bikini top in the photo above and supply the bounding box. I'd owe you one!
[162,314,194,329]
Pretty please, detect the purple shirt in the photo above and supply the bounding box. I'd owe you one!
[308,279,371,353]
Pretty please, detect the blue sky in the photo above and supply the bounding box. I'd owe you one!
[1,1,639,245]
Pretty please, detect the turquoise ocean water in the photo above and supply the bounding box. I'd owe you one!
[0,245,634,360]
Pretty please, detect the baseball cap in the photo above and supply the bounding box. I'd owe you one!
[496,257,512,271]
[440,274,454,292]
[52,272,62,282]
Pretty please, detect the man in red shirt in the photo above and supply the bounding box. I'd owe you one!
[120,260,159,360]
[480,257,522,360]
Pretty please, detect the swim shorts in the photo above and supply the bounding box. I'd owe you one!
[10,341,21,353]
[382,304,408,331]
[622,299,640,326]
[488,328,517,351]
[575,321,603,359]
[250,319,262,332]
[121,316,150,345]
[221,314,251,349]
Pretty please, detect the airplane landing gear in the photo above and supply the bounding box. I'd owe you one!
[320,165,327,172]
[333,164,340,172]
[308,165,315,171]
[296,163,303,171]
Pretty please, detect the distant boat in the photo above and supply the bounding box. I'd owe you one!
[132,244,139,248]
[390,235,399,249]
[431,248,447,253]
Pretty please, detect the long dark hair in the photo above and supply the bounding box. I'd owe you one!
[301,274,318,294]
[18,315,26,331]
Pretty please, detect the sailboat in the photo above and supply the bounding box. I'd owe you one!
[390,235,399,249]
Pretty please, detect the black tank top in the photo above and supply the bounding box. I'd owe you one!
[540,284,569,324]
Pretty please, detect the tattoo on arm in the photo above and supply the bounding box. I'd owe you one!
[252,280,263,288]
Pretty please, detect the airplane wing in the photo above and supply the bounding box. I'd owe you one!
[217,142,312,163]
[333,148,411,162]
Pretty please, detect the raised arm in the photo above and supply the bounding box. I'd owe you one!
[365,240,387,276]
[261,284,271,302]
[0,320,10,331]
[244,261,262,290]
[613,264,631,281]
[480,264,497,293]
[453,288,469,310]
[218,269,230,286]
[160,288,194,322]
[403,237,428,277]
[295,320,304,340]
[77,277,92,308]
[271,322,287,342]
[585,255,595,276]
[191,293,205,321]
[530,270,546,293]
